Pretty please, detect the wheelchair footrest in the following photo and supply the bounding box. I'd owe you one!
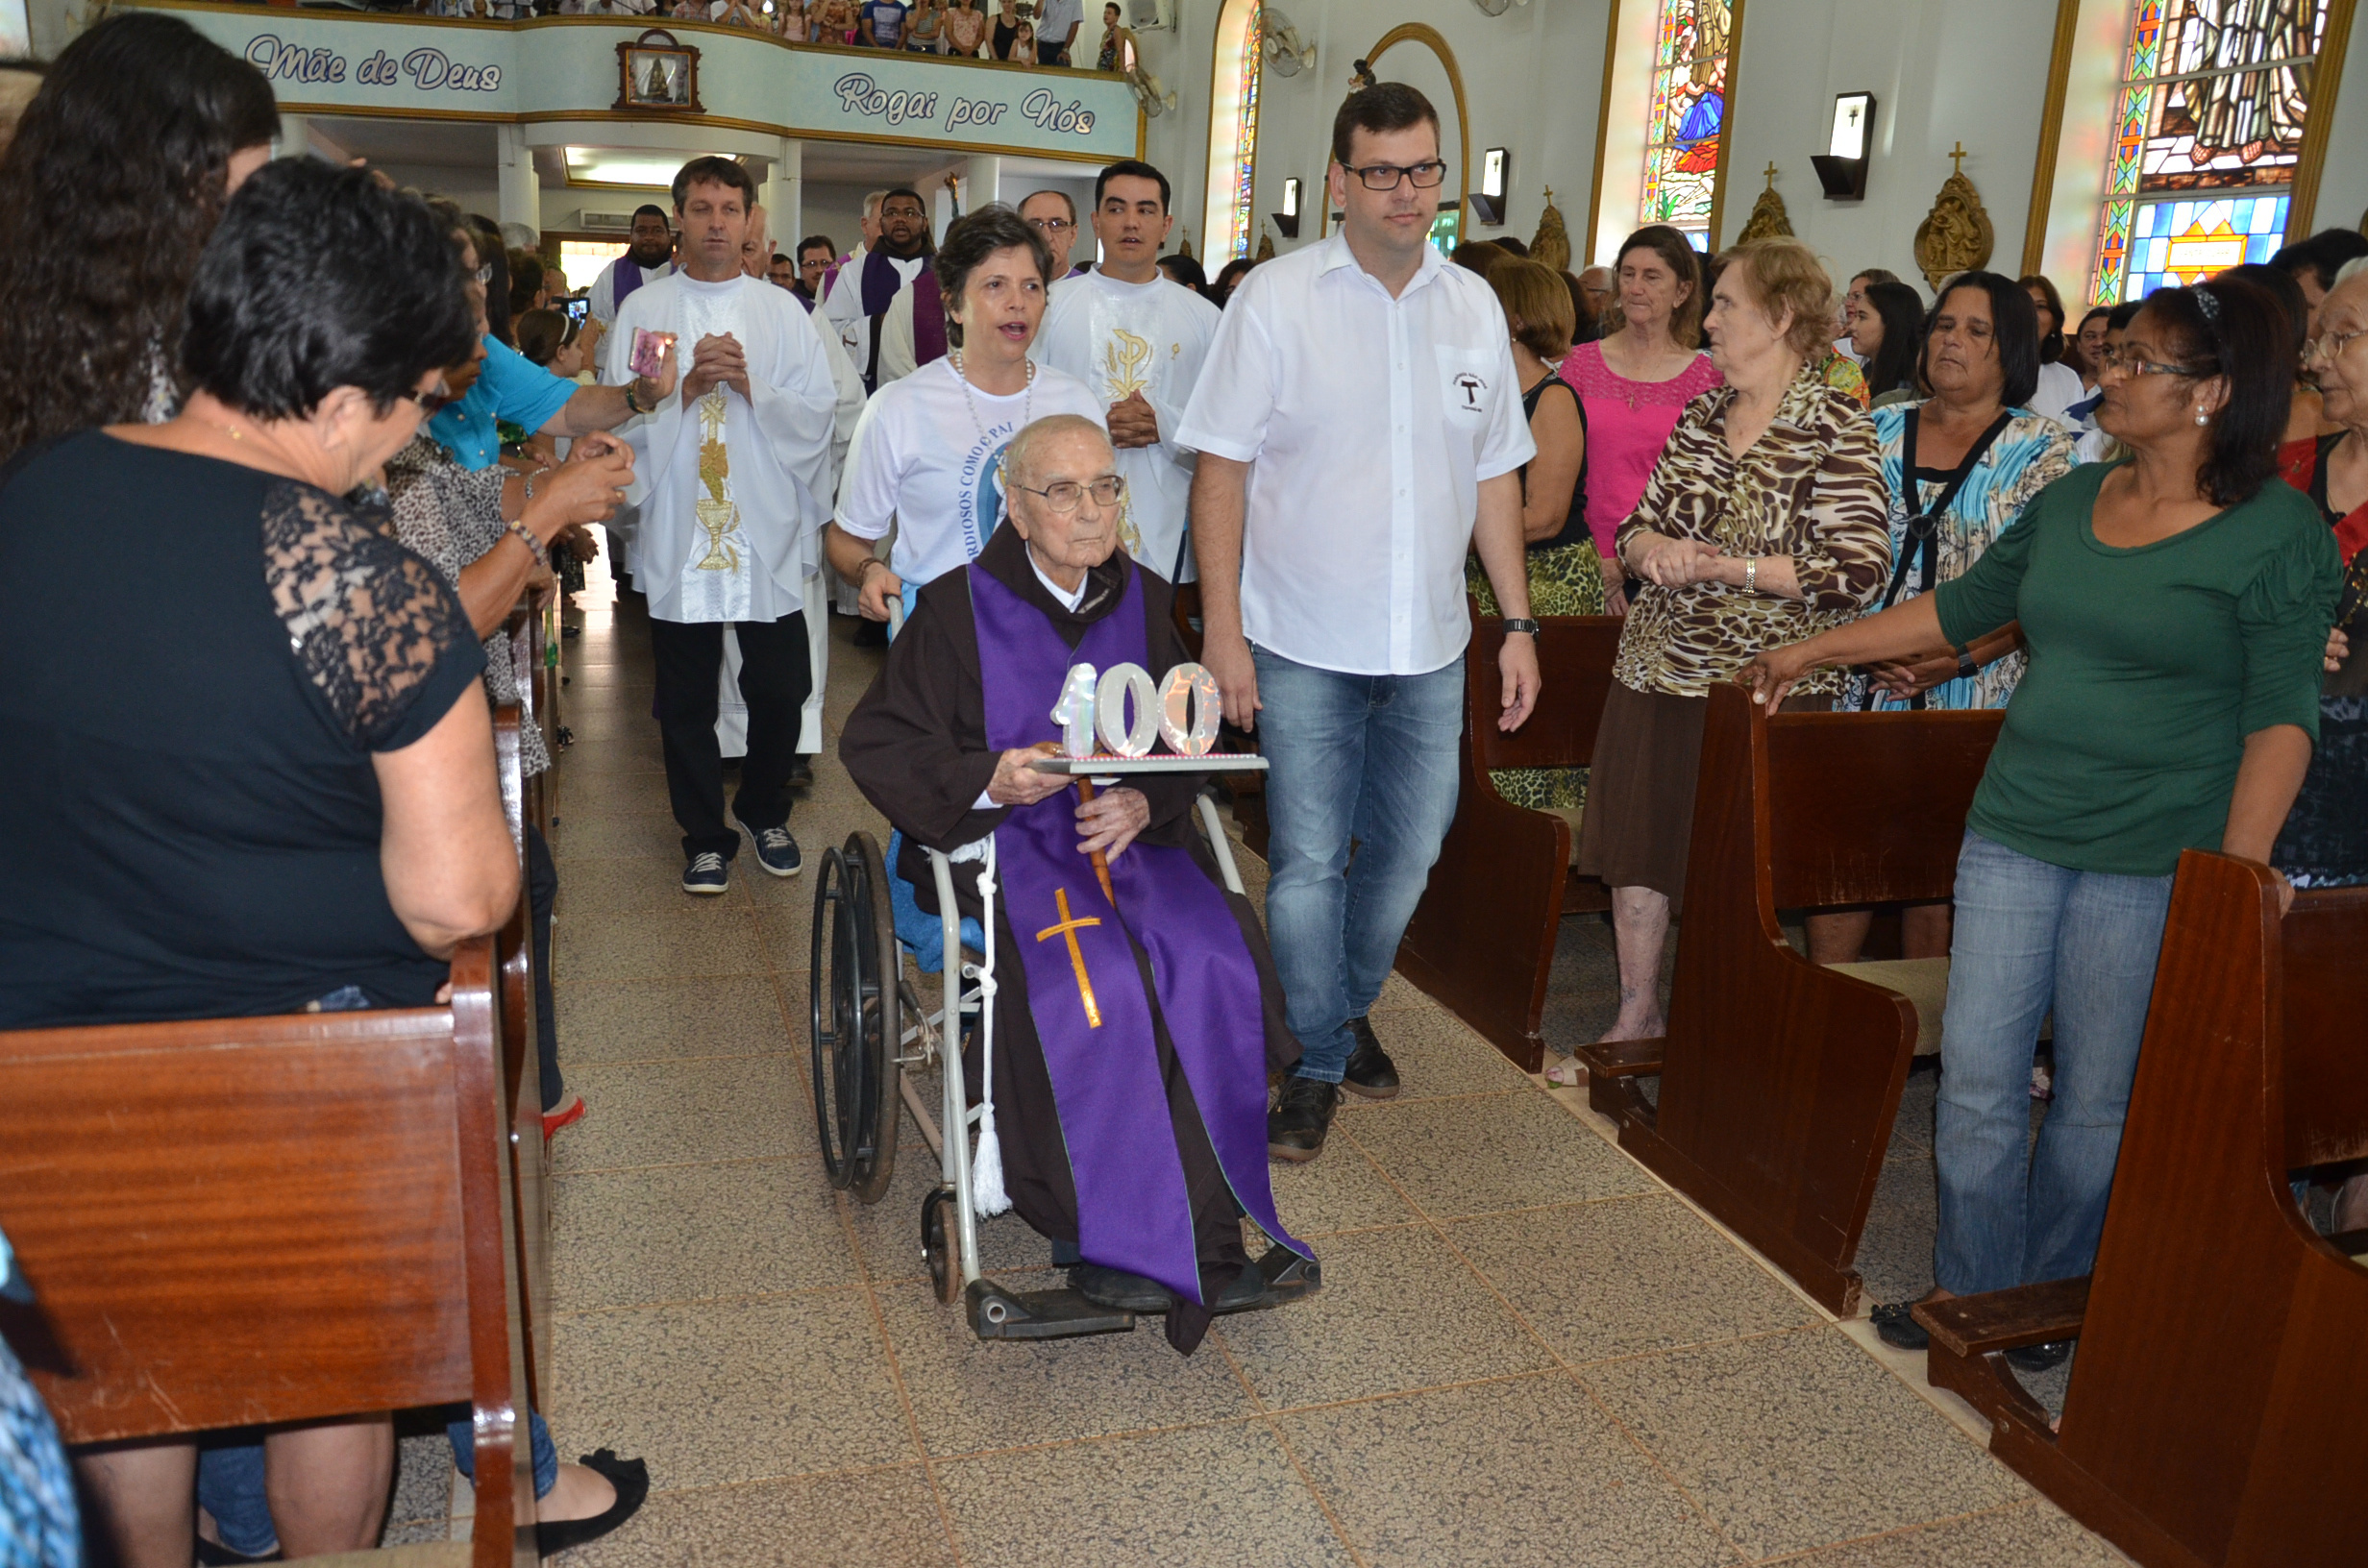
[965,1279,1137,1340]
[1255,1244,1322,1304]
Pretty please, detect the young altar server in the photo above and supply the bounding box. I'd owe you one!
[838,413,1316,1353]
[606,156,840,894]
[1031,159,1220,582]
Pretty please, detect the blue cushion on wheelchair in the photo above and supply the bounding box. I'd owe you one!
[887,828,985,974]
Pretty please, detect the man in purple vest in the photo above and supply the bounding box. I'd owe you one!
[839,414,1317,1354]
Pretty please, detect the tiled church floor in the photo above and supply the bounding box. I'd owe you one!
[449,550,2132,1566]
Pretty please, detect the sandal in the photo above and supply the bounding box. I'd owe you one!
[1543,1059,1587,1088]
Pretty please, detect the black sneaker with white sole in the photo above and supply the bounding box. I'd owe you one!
[750,825,802,877]
[681,850,729,894]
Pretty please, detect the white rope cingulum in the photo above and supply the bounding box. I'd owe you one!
[969,837,1012,1217]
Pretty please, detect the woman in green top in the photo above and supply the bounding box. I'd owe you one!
[1741,278,2341,1354]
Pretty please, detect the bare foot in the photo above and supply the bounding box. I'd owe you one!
[534,1462,616,1525]
[1592,1014,1665,1044]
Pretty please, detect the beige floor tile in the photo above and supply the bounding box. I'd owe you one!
[555,975,791,1064]
[1371,970,1444,1014]
[550,767,674,820]
[1262,1137,1418,1237]
[1448,1194,1818,1364]
[874,1273,1256,1457]
[554,1055,804,1174]
[932,1421,1353,1568]
[551,1157,854,1311]
[1788,1501,2129,1567]
[1343,1089,1658,1220]
[838,1114,1052,1286]
[553,851,749,919]
[553,1465,956,1568]
[555,904,770,983]
[1216,1224,1553,1410]
[1335,1008,1536,1109]
[1578,1327,2029,1559]
[1274,1373,1739,1568]
[551,810,701,863]
[555,740,678,777]
[386,1433,452,1531]
[548,1294,914,1489]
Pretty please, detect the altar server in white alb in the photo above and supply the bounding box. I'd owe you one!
[1031,159,1220,582]
[607,156,840,896]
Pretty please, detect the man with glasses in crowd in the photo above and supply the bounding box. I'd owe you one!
[1178,82,1542,1162]
[1021,188,1087,283]
[823,186,934,392]
[590,204,678,327]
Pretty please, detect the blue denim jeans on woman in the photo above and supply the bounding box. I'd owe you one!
[1932,830,2175,1296]
[1252,646,1464,1083]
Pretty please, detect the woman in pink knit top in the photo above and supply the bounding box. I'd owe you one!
[1561,224,1723,614]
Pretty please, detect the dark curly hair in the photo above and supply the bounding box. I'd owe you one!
[0,12,279,459]
[182,160,476,422]
[2137,277,2291,507]
[932,204,1054,349]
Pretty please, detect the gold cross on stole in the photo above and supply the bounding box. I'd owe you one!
[1034,887,1104,1028]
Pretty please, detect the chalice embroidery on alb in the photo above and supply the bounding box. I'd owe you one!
[693,388,743,573]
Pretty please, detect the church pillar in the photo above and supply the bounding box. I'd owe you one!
[497,124,540,238]
[965,153,1001,211]
[276,111,312,160]
[766,141,803,251]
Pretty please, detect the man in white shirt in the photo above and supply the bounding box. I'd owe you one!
[1031,159,1219,582]
[606,157,841,895]
[822,187,933,391]
[589,206,677,328]
[1035,0,1082,63]
[1019,190,1085,283]
[1178,83,1540,1162]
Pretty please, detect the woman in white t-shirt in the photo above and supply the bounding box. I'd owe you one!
[826,204,1106,621]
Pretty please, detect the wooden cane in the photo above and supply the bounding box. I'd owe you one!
[1073,776,1118,905]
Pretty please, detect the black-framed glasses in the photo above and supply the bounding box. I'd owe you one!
[1342,159,1447,191]
[1012,474,1125,513]
[2099,345,2197,379]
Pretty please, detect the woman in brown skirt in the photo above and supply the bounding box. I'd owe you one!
[1556,238,1891,1079]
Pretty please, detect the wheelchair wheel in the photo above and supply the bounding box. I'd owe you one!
[808,832,900,1203]
[922,1185,961,1304]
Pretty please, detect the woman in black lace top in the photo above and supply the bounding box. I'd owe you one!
[0,159,502,1564]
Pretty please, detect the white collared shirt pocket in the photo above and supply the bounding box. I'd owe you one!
[1433,345,1499,426]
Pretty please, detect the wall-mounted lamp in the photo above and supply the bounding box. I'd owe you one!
[1273,177,1302,239]
[1468,147,1509,226]
[1812,91,1875,200]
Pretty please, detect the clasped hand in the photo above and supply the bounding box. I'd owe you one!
[1106,391,1160,450]
[1629,533,1728,587]
[680,332,751,402]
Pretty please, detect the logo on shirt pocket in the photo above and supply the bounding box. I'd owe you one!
[1434,346,1496,421]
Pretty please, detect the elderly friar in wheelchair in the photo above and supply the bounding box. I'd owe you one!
[839,413,1318,1354]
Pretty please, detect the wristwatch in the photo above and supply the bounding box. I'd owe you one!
[1500,618,1541,638]
[1955,645,1979,681]
[624,381,654,416]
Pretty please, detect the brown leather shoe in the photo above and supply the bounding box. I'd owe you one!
[1267,1075,1339,1162]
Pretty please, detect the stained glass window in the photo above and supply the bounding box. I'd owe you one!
[1638,0,1732,245]
[1200,0,1262,264]
[2087,0,2328,306]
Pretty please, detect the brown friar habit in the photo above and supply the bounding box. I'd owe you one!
[839,524,1300,1352]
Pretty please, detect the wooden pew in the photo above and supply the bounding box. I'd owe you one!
[1395,608,1624,1070]
[1578,681,2002,1312]
[491,705,553,1409]
[1917,852,2368,1568]
[0,940,536,1568]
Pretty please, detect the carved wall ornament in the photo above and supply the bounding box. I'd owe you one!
[1255,225,1275,262]
[1736,162,1793,244]
[1913,142,1994,292]
[1530,186,1571,273]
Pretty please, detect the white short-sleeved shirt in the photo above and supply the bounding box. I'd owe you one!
[835,356,1106,590]
[1175,233,1535,676]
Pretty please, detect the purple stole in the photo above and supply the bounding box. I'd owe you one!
[968,563,1307,1303]
[858,246,910,316]
[911,268,948,369]
[610,257,655,311]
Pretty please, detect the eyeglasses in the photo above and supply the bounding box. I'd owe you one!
[1026,216,1075,233]
[473,263,494,285]
[1341,159,1448,191]
[2099,345,2198,379]
[2306,326,2368,363]
[1011,474,1125,513]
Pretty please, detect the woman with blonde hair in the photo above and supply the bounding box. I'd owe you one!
[1565,237,1890,1071]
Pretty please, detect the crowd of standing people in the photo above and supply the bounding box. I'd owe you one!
[423,0,1124,68]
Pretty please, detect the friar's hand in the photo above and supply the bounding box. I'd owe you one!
[1077,786,1150,861]
[987,743,1069,806]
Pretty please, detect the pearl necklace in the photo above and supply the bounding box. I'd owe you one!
[948,348,1034,449]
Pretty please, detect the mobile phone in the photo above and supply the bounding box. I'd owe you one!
[563,294,590,328]
[629,328,676,380]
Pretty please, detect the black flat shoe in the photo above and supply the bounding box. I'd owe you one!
[1070,1262,1175,1312]
[194,1540,279,1565]
[533,1449,650,1556]
[1342,1017,1401,1099]
[1870,1300,1930,1351]
[1268,1075,1339,1163]
[2005,1338,2074,1372]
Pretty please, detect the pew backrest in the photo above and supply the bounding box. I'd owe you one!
[1465,610,1623,773]
[1759,705,2003,911]
[2279,884,2368,1168]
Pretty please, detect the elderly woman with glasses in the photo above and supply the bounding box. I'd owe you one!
[1742,276,2343,1360]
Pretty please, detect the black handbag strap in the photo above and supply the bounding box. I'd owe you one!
[1861,405,2013,711]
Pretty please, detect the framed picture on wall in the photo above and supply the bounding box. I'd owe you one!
[615,31,701,113]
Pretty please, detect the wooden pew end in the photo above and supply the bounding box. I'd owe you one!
[1577,1037,1664,1124]
[1914,1277,2089,1432]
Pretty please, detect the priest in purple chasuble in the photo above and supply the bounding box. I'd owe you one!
[840,416,1313,1354]
[819,185,934,394]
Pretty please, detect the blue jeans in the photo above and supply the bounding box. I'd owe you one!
[1253,646,1463,1082]
[1932,830,2174,1296]
[196,1414,557,1556]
